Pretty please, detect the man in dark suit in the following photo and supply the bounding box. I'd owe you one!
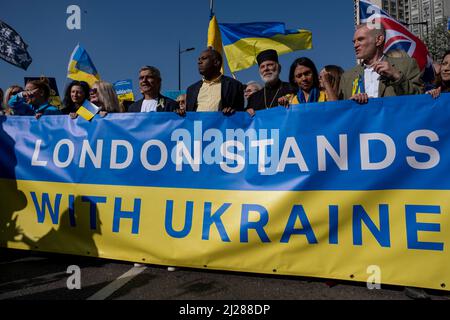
[128,66,179,113]
[177,48,244,116]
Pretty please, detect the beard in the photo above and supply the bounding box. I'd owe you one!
[260,70,280,85]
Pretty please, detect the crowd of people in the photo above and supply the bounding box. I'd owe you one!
[0,24,449,119]
[1,23,449,296]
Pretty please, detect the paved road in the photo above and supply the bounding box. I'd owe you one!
[1,248,449,302]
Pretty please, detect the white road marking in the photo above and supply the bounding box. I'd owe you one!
[0,271,66,300]
[0,257,47,265]
[0,271,66,288]
[87,266,147,300]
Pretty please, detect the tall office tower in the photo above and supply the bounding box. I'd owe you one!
[404,0,449,39]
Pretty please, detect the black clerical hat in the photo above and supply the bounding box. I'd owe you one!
[256,49,279,65]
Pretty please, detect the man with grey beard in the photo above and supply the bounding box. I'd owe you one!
[246,49,295,116]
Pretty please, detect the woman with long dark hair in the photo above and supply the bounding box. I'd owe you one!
[62,80,90,117]
[279,57,329,107]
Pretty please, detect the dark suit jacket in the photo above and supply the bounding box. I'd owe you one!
[186,75,245,112]
[128,94,179,113]
[339,56,423,100]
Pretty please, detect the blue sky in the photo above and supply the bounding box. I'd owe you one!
[1,0,356,98]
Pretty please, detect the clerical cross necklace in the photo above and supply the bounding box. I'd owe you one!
[264,85,281,109]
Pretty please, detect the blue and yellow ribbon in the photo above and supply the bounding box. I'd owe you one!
[352,75,365,96]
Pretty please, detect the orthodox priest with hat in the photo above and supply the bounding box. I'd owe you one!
[246,49,295,116]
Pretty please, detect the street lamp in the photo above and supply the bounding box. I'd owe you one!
[178,42,195,91]
[399,20,429,39]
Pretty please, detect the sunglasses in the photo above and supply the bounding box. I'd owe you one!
[89,88,98,94]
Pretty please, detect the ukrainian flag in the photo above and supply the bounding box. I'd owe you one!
[208,15,224,73]
[219,22,312,73]
[208,15,223,54]
[67,44,100,86]
[76,99,100,121]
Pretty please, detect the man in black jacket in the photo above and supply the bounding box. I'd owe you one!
[128,66,179,113]
[177,48,244,116]
[246,49,294,116]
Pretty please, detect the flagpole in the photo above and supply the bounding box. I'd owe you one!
[354,0,360,65]
[178,41,181,91]
[210,0,214,18]
[354,0,360,28]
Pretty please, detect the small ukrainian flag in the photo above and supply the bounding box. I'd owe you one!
[76,100,99,121]
[67,44,101,86]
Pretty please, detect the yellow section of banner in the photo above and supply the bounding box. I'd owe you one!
[1,179,449,290]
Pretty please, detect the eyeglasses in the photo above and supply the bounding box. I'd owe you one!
[89,88,98,95]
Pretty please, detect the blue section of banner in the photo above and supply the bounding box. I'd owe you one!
[0,94,449,191]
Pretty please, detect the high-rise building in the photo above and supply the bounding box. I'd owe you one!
[355,0,450,40]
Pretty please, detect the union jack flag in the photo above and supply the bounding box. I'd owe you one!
[359,0,433,76]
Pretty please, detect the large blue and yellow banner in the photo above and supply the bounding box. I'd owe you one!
[1,94,449,290]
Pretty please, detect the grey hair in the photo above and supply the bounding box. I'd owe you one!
[139,65,161,79]
[246,81,263,90]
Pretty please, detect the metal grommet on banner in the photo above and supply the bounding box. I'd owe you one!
[441,283,446,289]
[350,274,355,279]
